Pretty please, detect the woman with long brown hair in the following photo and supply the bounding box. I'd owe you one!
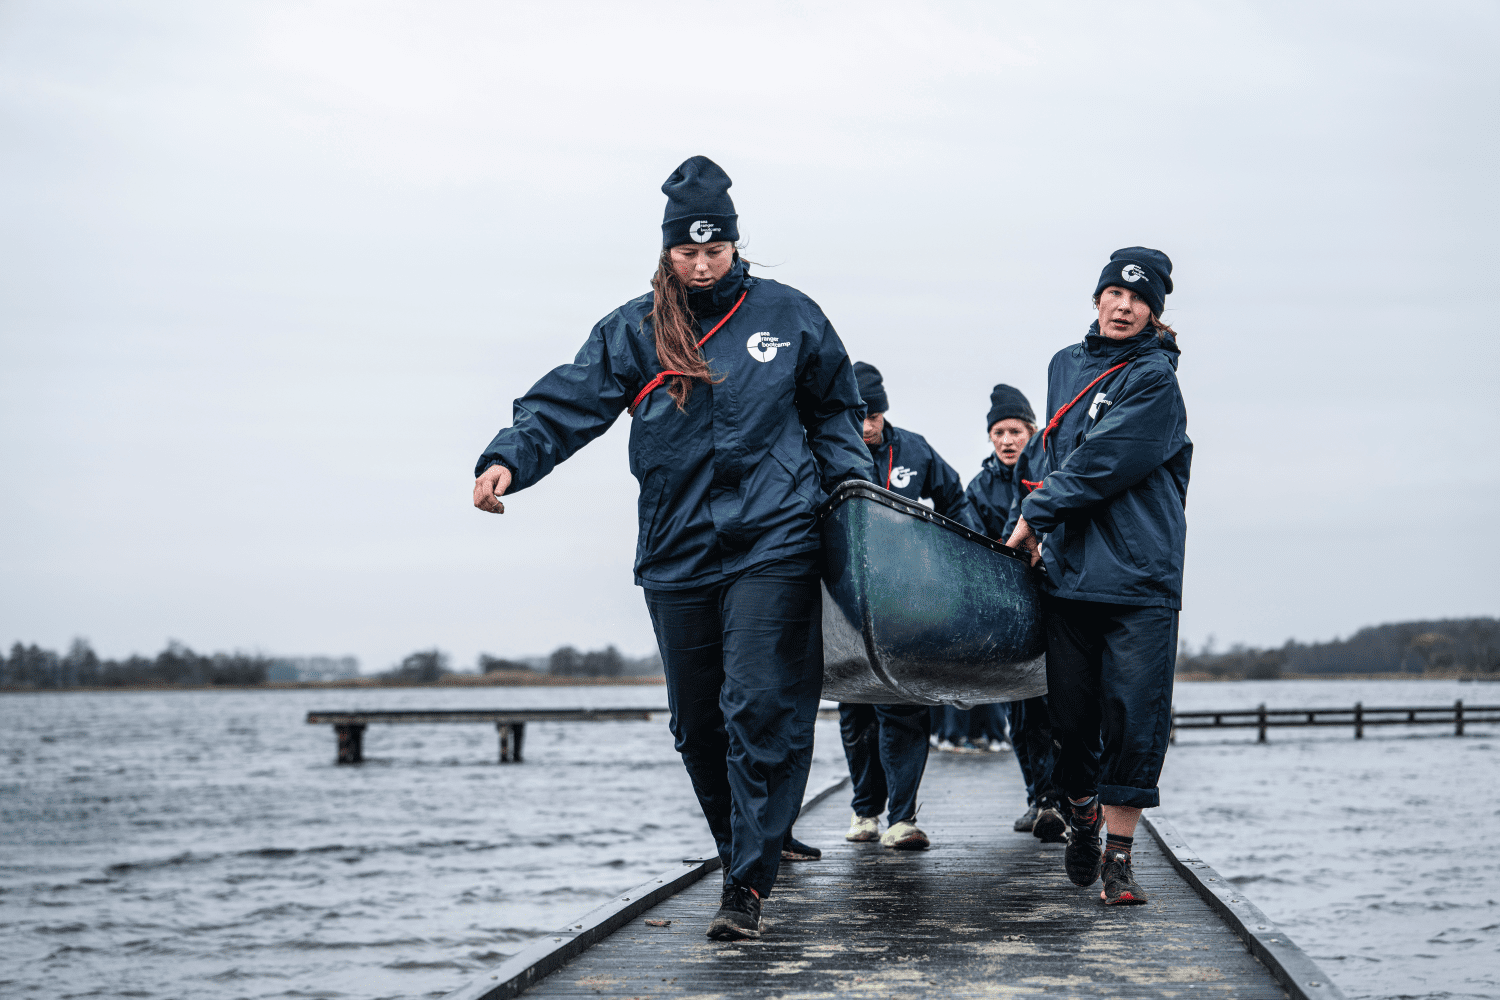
[472,157,872,940]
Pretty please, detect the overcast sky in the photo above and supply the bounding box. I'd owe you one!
[1,2,1496,672]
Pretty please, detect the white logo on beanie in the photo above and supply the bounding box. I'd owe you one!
[747,331,791,362]
[689,220,721,243]
[1120,263,1147,283]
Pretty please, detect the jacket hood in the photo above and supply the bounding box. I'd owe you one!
[982,452,1015,482]
[686,258,749,318]
[1083,321,1180,370]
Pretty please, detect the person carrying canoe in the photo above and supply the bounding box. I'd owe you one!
[471,156,873,940]
[838,362,978,852]
[964,384,1067,844]
[1004,248,1191,905]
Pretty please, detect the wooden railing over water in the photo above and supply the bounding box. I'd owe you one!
[1171,700,1499,743]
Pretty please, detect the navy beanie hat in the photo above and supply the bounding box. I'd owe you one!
[853,362,888,414]
[661,156,739,248]
[986,384,1035,430]
[1093,247,1174,318]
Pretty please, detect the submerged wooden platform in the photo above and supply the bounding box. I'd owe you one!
[448,751,1341,1000]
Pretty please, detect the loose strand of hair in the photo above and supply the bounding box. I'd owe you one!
[648,249,732,411]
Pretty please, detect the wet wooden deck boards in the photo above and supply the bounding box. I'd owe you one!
[520,752,1291,999]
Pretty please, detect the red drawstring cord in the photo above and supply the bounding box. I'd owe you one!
[1027,361,1129,495]
[884,442,893,489]
[628,291,748,416]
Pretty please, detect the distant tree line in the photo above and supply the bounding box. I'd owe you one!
[1178,617,1499,679]
[1,639,271,688]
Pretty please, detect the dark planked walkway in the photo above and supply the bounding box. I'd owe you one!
[520,751,1292,999]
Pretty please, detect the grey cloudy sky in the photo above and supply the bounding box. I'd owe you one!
[2,2,1496,672]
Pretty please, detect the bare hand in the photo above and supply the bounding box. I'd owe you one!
[1004,516,1042,567]
[473,464,513,514]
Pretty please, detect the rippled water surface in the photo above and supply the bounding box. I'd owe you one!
[2,679,1496,999]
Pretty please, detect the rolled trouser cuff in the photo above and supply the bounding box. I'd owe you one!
[1098,783,1159,809]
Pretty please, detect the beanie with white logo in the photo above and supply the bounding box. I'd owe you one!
[661,156,739,249]
[1093,247,1173,318]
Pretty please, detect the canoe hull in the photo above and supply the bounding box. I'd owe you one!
[819,481,1047,707]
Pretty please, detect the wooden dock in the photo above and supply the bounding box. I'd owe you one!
[444,751,1342,1000]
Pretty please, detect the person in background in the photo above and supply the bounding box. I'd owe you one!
[967,384,1067,843]
[472,157,873,939]
[839,362,979,851]
[1005,247,1191,906]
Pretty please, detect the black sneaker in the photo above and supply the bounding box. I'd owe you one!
[706,882,761,940]
[1101,849,1147,905]
[1013,803,1039,832]
[1032,799,1068,844]
[1063,800,1103,887]
[781,834,821,861]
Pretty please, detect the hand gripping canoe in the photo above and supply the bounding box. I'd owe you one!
[818,480,1047,707]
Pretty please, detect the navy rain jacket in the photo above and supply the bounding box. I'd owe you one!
[965,452,1022,539]
[1014,324,1192,608]
[867,423,979,530]
[474,260,875,590]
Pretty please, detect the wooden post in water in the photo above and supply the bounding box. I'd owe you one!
[1169,703,1176,744]
[1257,703,1267,743]
[498,723,526,763]
[1353,702,1363,739]
[1456,699,1465,736]
[335,723,366,764]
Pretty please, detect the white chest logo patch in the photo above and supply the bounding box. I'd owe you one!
[747,331,791,362]
[1120,263,1147,283]
[890,466,915,489]
[1088,392,1112,420]
[689,220,720,243]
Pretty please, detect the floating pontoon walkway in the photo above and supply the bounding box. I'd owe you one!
[446,752,1342,1000]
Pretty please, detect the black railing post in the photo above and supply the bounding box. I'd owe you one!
[335,723,366,764]
[1169,703,1177,745]
[1257,703,1267,744]
[1456,699,1464,736]
[1354,702,1363,739]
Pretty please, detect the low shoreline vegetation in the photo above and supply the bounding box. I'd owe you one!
[1,639,663,690]
[1176,617,1498,680]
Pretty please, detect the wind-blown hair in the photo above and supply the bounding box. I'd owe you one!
[648,249,736,410]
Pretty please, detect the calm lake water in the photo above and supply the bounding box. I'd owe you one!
[1,679,1495,1000]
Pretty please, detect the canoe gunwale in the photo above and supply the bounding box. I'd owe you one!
[817,480,1030,564]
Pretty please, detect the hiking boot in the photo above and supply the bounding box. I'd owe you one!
[1013,803,1039,832]
[1032,799,1068,844]
[1063,799,1103,887]
[782,833,822,861]
[846,813,880,842]
[1101,849,1148,905]
[706,882,761,940]
[880,820,930,851]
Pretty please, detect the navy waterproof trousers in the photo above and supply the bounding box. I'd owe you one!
[1005,695,1057,805]
[1044,596,1179,809]
[839,703,930,824]
[643,566,823,898]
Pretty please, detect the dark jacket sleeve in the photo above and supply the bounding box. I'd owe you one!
[473,319,636,492]
[965,475,1006,539]
[1001,435,1045,541]
[793,313,877,489]
[922,447,981,531]
[1020,367,1185,533]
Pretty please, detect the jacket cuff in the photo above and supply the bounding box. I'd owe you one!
[1020,493,1057,534]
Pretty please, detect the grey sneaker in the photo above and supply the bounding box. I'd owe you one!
[846,813,880,842]
[1013,803,1039,832]
[880,820,930,850]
